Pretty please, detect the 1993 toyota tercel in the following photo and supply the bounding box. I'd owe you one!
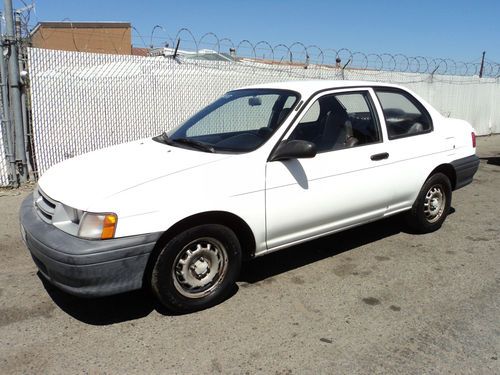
[20,80,479,312]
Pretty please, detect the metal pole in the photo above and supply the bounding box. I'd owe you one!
[3,0,27,183]
[479,51,485,78]
[0,12,16,185]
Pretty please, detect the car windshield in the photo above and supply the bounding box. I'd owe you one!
[158,89,300,153]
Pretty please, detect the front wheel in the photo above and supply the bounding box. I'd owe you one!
[406,173,452,233]
[151,224,242,313]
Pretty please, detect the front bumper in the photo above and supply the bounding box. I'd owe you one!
[20,194,162,297]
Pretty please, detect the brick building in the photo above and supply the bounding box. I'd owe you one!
[30,21,132,55]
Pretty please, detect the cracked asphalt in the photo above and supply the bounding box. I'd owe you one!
[0,136,499,374]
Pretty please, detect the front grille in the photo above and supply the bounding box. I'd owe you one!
[34,188,57,224]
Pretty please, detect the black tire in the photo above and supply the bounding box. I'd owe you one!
[406,172,452,233]
[151,224,242,313]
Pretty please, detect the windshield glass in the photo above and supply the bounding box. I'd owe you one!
[161,89,299,153]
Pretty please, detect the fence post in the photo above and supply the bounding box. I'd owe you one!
[3,0,27,183]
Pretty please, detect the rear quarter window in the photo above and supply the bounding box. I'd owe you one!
[375,89,433,139]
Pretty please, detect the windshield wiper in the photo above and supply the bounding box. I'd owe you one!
[156,132,176,145]
[171,137,215,153]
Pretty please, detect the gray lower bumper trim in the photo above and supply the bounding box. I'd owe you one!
[451,155,480,190]
[20,194,163,297]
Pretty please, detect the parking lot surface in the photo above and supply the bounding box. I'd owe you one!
[1,136,499,374]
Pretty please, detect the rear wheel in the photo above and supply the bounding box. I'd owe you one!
[151,224,242,313]
[406,173,452,233]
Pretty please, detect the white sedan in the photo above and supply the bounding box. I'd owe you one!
[20,80,479,313]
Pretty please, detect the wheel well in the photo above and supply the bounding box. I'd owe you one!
[428,164,456,190]
[143,211,256,288]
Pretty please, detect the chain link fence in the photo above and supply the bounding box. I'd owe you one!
[0,96,10,186]
[18,47,500,180]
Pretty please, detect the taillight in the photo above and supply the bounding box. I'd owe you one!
[471,132,476,148]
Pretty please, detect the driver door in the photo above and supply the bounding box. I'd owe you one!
[265,89,394,250]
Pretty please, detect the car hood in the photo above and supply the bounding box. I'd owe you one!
[38,138,231,210]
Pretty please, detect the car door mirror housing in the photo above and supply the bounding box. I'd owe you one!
[270,140,317,161]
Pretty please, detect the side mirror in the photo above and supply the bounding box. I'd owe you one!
[270,140,317,161]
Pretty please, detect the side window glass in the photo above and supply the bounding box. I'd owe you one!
[376,90,432,139]
[300,100,320,123]
[289,92,380,153]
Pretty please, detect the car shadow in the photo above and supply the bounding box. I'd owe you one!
[40,272,239,323]
[240,214,405,283]
[40,213,433,324]
[479,156,500,166]
[39,275,159,325]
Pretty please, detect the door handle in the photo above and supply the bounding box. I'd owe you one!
[370,152,389,161]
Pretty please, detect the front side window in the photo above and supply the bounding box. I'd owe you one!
[375,89,432,139]
[160,89,299,153]
[289,91,380,152]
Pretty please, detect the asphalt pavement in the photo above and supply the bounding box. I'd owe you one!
[0,135,499,374]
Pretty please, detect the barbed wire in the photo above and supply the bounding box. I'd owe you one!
[24,20,500,78]
[140,26,499,77]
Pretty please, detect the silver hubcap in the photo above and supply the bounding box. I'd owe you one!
[172,237,228,298]
[424,185,446,223]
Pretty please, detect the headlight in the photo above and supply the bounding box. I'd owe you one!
[35,188,118,240]
[78,212,118,240]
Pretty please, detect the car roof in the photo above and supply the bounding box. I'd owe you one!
[239,80,405,97]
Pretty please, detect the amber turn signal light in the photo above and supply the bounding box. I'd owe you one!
[101,214,118,239]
